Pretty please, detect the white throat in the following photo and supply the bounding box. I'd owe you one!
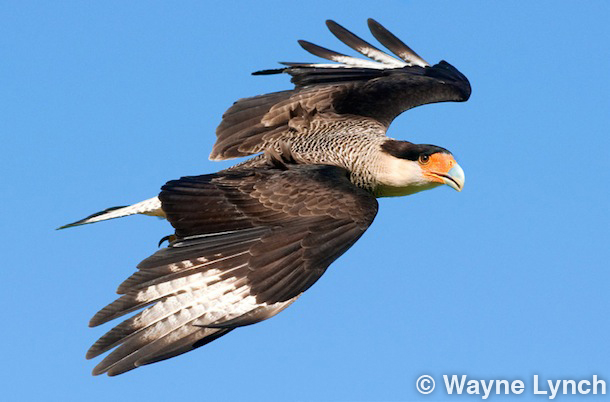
[372,152,441,197]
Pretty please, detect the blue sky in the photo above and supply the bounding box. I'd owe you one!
[2,1,609,401]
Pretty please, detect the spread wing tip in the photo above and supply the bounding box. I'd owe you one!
[366,18,429,67]
[254,19,430,73]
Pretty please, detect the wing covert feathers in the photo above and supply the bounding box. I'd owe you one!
[211,18,470,160]
[88,162,378,375]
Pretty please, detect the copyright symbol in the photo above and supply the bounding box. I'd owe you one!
[416,375,435,394]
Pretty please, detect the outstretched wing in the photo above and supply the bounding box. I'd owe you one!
[87,160,378,376]
[211,19,471,160]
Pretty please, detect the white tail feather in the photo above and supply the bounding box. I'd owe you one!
[58,197,164,229]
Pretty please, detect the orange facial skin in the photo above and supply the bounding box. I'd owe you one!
[419,152,465,192]
[420,153,457,181]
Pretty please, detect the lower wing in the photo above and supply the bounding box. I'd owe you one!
[87,158,378,376]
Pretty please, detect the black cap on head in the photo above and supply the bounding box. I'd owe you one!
[380,140,451,161]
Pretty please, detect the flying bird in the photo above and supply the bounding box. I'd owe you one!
[60,19,471,376]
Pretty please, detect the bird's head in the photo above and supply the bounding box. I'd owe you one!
[374,139,465,197]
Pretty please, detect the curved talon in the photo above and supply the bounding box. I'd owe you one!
[158,234,177,247]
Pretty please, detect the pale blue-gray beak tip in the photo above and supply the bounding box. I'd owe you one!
[444,164,465,192]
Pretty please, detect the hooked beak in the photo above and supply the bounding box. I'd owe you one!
[441,164,465,192]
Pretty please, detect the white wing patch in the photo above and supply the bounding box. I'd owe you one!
[88,257,300,375]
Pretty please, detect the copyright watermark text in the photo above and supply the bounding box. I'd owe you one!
[415,375,606,399]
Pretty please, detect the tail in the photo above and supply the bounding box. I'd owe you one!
[58,197,164,230]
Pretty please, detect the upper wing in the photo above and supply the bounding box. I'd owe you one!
[87,159,378,376]
[211,19,471,160]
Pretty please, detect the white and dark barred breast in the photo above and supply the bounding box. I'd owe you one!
[235,115,390,191]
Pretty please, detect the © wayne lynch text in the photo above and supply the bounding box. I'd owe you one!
[416,374,606,399]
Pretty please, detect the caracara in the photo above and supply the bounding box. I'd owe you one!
[60,19,471,376]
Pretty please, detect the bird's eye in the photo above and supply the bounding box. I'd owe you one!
[419,155,430,164]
